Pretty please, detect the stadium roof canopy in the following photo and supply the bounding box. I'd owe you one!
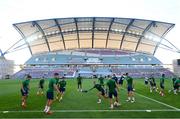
[6,17,179,55]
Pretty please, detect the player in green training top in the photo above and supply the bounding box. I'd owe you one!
[160,74,165,96]
[20,74,32,108]
[98,75,104,87]
[43,73,61,115]
[125,73,135,103]
[173,77,180,95]
[88,81,107,104]
[56,75,66,102]
[77,74,83,91]
[37,76,45,95]
[106,75,120,109]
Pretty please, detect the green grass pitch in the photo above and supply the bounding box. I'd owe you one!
[0,78,179,118]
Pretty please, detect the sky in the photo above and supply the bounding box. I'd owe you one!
[0,0,180,67]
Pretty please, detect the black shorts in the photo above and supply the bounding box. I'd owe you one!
[127,85,133,92]
[47,92,54,100]
[100,89,105,96]
[59,87,66,93]
[108,90,117,98]
[174,85,179,90]
[21,89,28,96]
[145,81,148,85]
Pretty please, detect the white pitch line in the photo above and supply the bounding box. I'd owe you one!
[1,109,180,113]
[135,92,180,110]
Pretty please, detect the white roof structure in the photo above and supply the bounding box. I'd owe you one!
[6,17,179,55]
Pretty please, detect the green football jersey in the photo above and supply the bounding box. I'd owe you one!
[106,79,116,93]
[58,80,66,88]
[94,84,104,91]
[22,79,30,90]
[174,79,180,86]
[126,76,133,86]
[47,78,56,92]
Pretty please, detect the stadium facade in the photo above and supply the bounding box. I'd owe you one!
[5,17,179,78]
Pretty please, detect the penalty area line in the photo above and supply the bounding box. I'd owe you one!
[1,109,180,113]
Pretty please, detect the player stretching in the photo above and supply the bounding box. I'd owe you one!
[37,76,45,95]
[98,75,104,87]
[77,74,83,91]
[44,73,61,115]
[20,74,32,108]
[125,73,135,103]
[106,76,120,109]
[159,74,165,96]
[149,75,158,93]
[88,81,107,103]
[56,76,66,101]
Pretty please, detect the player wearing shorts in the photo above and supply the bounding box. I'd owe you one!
[125,73,135,103]
[43,73,61,115]
[77,74,83,91]
[89,81,107,104]
[20,74,32,108]
[173,77,180,95]
[106,76,120,109]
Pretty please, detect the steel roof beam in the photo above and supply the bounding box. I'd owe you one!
[32,21,51,52]
[153,24,175,55]
[74,18,80,48]
[105,18,114,48]
[13,24,33,55]
[54,19,66,50]
[92,18,95,48]
[119,19,135,49]
[135,21,155,52]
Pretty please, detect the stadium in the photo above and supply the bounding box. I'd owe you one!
[0,17,180,118]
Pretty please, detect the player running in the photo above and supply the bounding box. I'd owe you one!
[77,74,83,91]
[88,81,107,104]
[159,74,165,96]
[37,76,45,95]
[98,75,104,87]
[125,73,135,103]
[106,76,120,109]
[43,73,61,115]
[56,76,66,101]
[20,74,32,108]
